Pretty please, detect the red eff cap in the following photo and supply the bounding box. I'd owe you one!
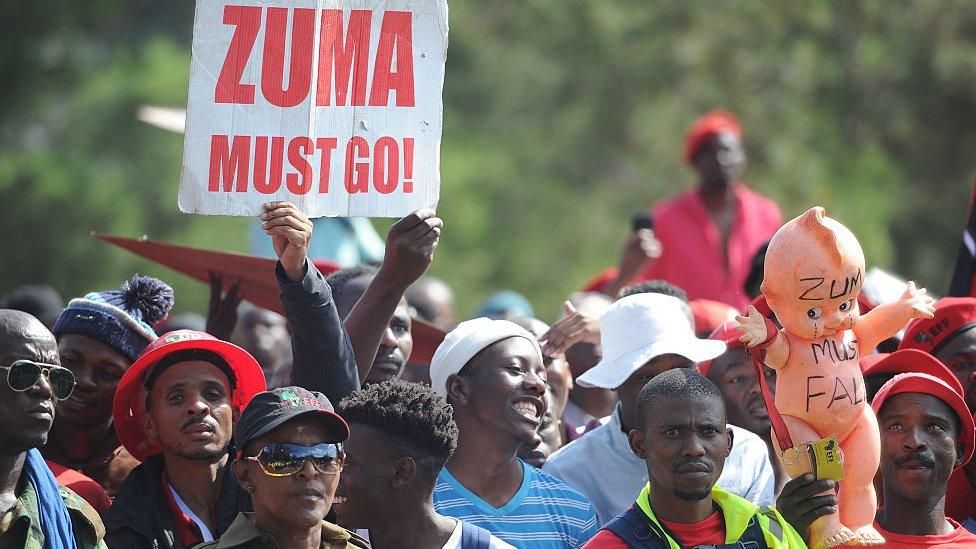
[859,353,890,375]
[872,372,976,469]
[900,297,976,356]
[700,321,745,376]
[863,349,964,397]
[683,110,742,164]
[113,330,268,462]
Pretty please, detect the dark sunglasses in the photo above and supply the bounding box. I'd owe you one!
[246,442,344,477]
[0,359,76,400]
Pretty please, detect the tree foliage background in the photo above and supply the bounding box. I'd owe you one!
[3,1,976,320]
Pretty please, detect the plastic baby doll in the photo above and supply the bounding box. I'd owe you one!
[736,207,935,548]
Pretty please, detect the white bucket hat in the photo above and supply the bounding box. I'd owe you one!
[577,293,727,389]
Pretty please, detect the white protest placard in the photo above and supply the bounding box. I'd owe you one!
[178,0,448,217]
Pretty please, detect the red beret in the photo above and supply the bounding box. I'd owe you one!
[863,349,964,397]
[872,372,976,469]
[683,110,742,164]
[899,297,976,356]
[700,320,745,376]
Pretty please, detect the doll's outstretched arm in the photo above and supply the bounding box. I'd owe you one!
[735,305,789,369]
[854,281,935,355]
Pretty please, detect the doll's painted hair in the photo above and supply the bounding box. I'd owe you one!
[761,207,848,300]
[795,207,844,267]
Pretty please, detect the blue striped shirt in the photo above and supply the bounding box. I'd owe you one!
[433,460,599,548]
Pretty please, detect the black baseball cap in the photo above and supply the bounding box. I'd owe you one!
[234,386,350,453]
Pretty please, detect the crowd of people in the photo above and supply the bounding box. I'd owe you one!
[2,111,976,548]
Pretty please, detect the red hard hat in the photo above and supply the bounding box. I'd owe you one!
[113,330,267,461]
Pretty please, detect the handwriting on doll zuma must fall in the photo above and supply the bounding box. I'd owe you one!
[798,271,862,301]
[806,375,864,412]
[811,339,857,365]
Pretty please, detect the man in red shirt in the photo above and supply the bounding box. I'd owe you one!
[584,368,802,548]
[603,111,782,310]
[898,298,976,525]
[779,356,976,548]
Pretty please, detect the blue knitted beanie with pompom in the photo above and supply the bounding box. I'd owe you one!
[53,275,175,362]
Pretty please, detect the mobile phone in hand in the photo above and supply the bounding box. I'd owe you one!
[631,213,654,232]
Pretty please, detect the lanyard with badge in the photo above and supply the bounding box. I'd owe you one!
[167,483,216,543]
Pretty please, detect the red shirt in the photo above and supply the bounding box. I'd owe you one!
[582,530,630,548]
[640,185,781,311]
[660,512,726,547]
[45,460,112,514]
[875,518,976,547]
[945,468,976,523]
[583,512,726,548]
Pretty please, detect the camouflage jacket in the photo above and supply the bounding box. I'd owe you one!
[192,513,370,549]
[0,477,107,548]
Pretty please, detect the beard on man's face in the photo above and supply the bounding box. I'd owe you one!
[675,487,711,502]
[161,439,231,463]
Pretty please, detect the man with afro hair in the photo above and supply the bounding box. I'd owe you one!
[333,380,513,549]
